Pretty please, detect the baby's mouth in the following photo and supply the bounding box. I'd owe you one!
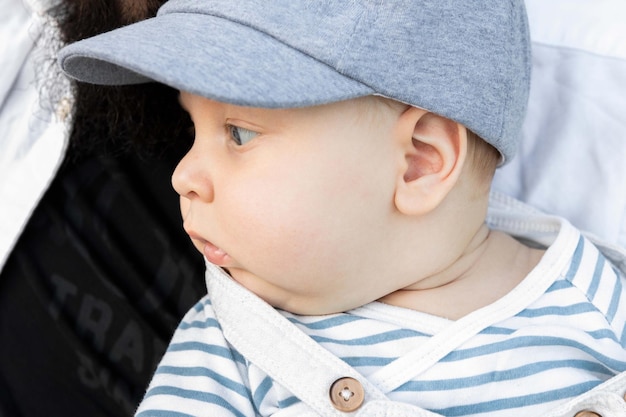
[203,240,229,266]
[184,227,230,266]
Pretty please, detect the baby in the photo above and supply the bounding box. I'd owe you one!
[59,0,626,416]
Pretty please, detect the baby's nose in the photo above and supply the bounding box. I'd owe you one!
[171,147,215,203]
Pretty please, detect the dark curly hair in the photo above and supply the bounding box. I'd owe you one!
[42,0,193,162]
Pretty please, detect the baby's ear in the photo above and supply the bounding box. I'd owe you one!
[393,107,467,215]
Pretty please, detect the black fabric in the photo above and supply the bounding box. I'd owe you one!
[0,150,205,417]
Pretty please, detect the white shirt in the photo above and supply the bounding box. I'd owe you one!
[0,0,68,270]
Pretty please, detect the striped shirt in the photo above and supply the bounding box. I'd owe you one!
[135,213,626,416]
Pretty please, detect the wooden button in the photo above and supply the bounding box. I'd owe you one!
[574,411,601,417]
[329,377,364,412]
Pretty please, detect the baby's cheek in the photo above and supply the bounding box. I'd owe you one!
[225,195,312,257]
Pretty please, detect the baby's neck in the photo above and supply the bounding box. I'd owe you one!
[378,226,545,320]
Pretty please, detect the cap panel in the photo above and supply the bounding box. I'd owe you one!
[338,0,531,163]
[159,0,367,73]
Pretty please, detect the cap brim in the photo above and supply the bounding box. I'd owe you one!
[59,13,374,108]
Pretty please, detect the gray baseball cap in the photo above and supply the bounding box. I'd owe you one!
[58,0,531,164]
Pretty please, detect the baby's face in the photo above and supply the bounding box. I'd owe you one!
[174,92,403,314]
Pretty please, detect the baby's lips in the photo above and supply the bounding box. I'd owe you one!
[204,241,229,265]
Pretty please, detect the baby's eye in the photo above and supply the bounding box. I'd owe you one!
[228,125,259,146]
